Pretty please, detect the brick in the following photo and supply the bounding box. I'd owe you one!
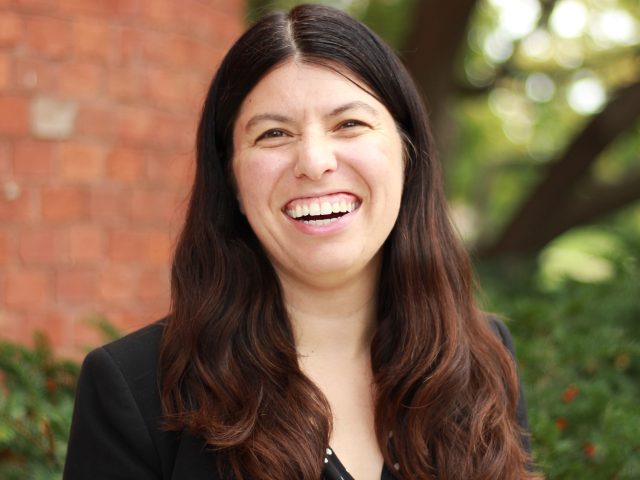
[4,269,53,309]
[109,0,141,19]
[107,228,172,267]
[57,61,104,99]
[0,230,15,266]
[57,0,112,17]
[107,67,141,101]
[141,0,174,29]
[75,103,117,140]
[59,141,106,182]
[68,224,104,265]
[150,111,194,151]
[0,12,23,48]
[72,20,111,62]
[14,0,58,12]
[26,312,69,350]
[89,186,130,225]
[0,184,32,223]
[13,139,54,179]
[135,267,170,307]
[0,311,27,345]
[108,229,145,263]
[0,55,11,92]
[142,230,173,266]
[98,265,136,303]
[25,16,71,60]
[56,268,97,302]
[213,0,245,17]
[143,67,207,112]
[15,58,59,92]
[177,3,243,45]
[116,105,154,147]
[0,96,29,136]
[41,186,90,223]
[143,31,208,70]
[107,147,146,183]
[147,151,193,188]
[117,27,142,65]
[175,1,218,40]
[0,140,10,177]
[129,189,181,226]
[18,227,67,265]
[30,95,78,139]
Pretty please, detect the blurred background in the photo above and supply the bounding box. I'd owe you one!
[0,0,638,478]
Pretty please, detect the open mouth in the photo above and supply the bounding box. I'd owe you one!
[284,196,360,226]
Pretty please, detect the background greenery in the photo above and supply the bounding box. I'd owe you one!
[2,0,638,478]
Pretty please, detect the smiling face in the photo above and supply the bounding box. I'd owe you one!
[232,60,404,288]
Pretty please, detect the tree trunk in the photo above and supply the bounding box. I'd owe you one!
[402,0,478,131]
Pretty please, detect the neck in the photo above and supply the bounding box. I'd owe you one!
[276,258,381,360]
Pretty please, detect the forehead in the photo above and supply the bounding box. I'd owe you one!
[235,59,388,120]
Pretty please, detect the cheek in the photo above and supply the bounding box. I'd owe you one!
[343,136,404,185]
[233,152,286,212]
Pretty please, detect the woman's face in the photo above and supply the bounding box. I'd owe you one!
[231,60,404,287]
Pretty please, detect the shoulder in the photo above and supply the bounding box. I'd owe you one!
[96,319,165,379]
[484,315,532,452]
[80,319,167,428]
[66,319,180,479]
[486,315,517,357]
[78,318,166,418]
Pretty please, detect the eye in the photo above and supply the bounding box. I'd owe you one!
[256,129,289,141]
[337,119,366,130]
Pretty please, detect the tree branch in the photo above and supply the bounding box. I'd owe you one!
[480,80,640,256]
[549,171,640,236]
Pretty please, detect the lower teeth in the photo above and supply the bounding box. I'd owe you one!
[303,218,339,225]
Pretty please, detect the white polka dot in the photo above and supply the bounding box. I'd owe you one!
[326,447,333,455]
[388,430,394,438]
[394,463,400,470]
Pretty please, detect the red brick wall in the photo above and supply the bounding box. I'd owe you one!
[0,0,245,357]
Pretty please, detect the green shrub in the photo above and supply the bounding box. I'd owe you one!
[479,252,640,479]
[0,333,78,480]
[0,317,119,479]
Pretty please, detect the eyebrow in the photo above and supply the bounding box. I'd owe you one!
[244,101,380,132]
[327,101,379,118]
[245,113,292,132]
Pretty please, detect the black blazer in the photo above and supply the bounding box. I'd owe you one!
[63,319,530,479]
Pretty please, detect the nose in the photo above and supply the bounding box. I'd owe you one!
[293,133,337,180]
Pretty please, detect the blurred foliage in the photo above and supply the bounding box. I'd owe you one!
[0,318,121,480]
[444,0,640,246]
[0,334,78,480]
[477,213,640,479]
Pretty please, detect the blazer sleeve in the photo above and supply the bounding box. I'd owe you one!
[490,318,532,455]
[63,346,162,480]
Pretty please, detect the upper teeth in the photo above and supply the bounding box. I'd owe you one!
[286,201,358,219]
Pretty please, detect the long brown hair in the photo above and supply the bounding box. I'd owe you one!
[160,4,538,479]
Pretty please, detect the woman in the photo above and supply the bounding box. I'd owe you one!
[64,4,537,480]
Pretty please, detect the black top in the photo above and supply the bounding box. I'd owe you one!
[63,319,530,480]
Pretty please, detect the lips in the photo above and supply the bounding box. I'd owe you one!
[284,193,361,225]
